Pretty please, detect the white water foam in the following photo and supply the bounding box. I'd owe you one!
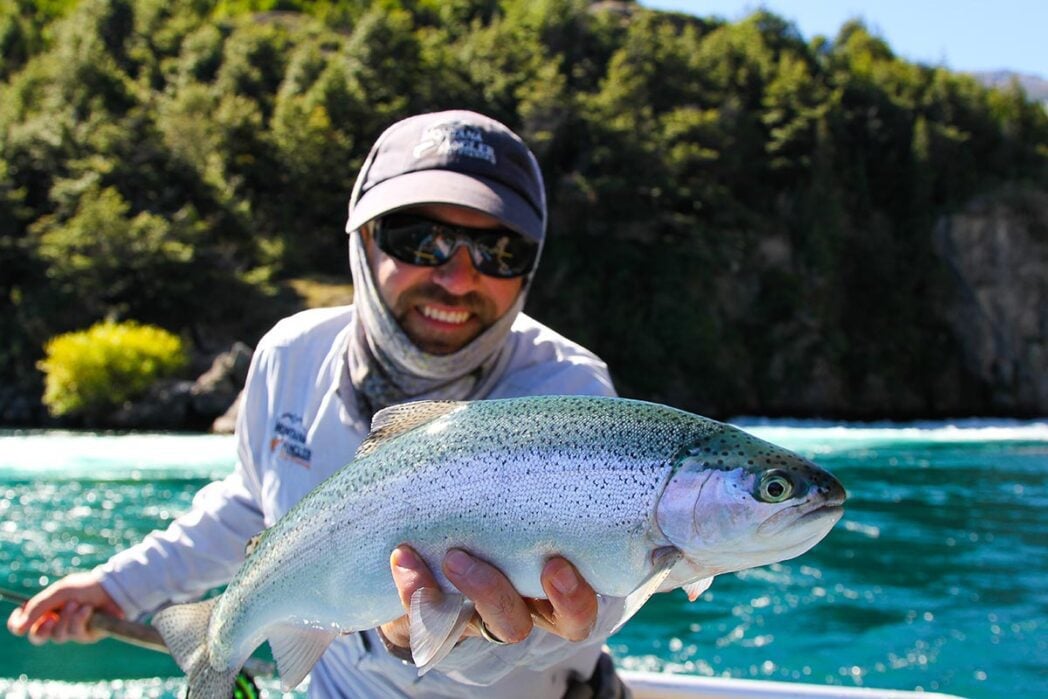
[0,431,236,479]
[730,419,1048,451]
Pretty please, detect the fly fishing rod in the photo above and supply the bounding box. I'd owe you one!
[0,585,271,698]
[1,585,169,652]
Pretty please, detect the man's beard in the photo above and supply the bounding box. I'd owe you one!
[389,282,500,355]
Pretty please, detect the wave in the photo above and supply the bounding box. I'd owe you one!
[730,418,1048,450]
[0,431,236,480]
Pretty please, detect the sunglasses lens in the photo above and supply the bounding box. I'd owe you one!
[470,232,538,277]
[376,215,537,278]
[376,216,447,266]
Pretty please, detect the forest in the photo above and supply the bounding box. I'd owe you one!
[2,0,1046,423]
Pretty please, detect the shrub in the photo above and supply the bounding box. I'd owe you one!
[38,320,188,417]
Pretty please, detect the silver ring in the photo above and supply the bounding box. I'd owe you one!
[474,618,508,645]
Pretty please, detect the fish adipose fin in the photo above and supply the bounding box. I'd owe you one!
[409,587,475,674]
[356,401,466,458]
[153,597,238,698]
[611,546,683,635]
[268,625,339,691]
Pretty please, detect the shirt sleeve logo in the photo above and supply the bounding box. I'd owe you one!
[270,412,312,468]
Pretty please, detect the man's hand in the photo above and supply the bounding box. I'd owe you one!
[6,572,123,645]
[379,546,598,654]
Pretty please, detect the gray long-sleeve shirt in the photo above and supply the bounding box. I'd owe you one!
[96,306,620,698]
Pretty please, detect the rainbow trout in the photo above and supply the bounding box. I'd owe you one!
[153,396,846,696]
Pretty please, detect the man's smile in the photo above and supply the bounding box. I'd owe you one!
[419,305,471,325]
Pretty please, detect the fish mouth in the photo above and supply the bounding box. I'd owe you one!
[757,497,845,538]
[802,491,846,521]
[796,504,845,529]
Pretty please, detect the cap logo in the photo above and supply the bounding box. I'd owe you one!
[412,122,497,165]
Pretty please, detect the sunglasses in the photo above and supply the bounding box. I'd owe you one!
[373,214,539,279]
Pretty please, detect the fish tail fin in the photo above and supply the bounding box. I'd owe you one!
[153,597,237,698]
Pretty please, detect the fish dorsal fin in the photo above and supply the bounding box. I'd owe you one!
[268,625,339,691]
[244,533,263,557]
[409,588,475,674]
[355,401,465,458]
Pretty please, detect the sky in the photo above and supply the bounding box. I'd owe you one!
[640,1,1047,78]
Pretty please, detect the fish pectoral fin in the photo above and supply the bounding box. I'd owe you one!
[356,401,465,457]
[682,577,714,602]
[153,597,239,698]
[268,625,339,691]
[611,546,683,635]
[409,588,475,674]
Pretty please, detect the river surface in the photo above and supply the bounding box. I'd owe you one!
[1,421,1046,698]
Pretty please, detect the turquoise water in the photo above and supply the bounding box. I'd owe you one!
[1,422,1046,698]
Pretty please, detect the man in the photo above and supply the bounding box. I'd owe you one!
[8,110,625,697]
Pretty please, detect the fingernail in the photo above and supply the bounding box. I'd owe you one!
[445,549,473,576]
[551,563,578,596]
[392,546,420,571]
[8,609,24,631]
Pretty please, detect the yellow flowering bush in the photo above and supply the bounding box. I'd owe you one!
[38,321,188,417]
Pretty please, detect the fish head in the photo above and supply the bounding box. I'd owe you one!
[655,423,846,576]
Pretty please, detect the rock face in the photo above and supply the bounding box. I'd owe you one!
[110,380,194,430]
[211,391,243,435]
[932,188,1048,415]
[191,342,252,420]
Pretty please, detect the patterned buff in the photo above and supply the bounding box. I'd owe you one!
[346,232,530,418]
[342,110,547,418]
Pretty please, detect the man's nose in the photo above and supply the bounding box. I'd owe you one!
[431,246,479,294]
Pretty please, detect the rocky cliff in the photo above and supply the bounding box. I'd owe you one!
[932,187,1048,415]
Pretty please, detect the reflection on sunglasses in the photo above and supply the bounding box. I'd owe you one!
[375,214,538,278]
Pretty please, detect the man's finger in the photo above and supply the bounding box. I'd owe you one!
[15,588,72,634]
[28,614,58,646]
[381,545,440,651]
[538,557,598,642]
[443,549,532,644]
[6,606,25,635]
[51,601,80,643]
[70,601,96,641]
[390,545,439,609]
[54,600,95,643]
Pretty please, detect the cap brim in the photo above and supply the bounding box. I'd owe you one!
[346,170,544,242]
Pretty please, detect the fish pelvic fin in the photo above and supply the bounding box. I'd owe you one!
[409,588,475,674]
[682,577,714,602]
[268,625,338,691]
[601,546,682,636]
[153,597,238,698]
[356,401,465,458]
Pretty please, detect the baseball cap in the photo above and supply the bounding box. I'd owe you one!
[345,110,547,242]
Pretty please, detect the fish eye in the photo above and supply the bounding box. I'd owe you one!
[758,471,794,503]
